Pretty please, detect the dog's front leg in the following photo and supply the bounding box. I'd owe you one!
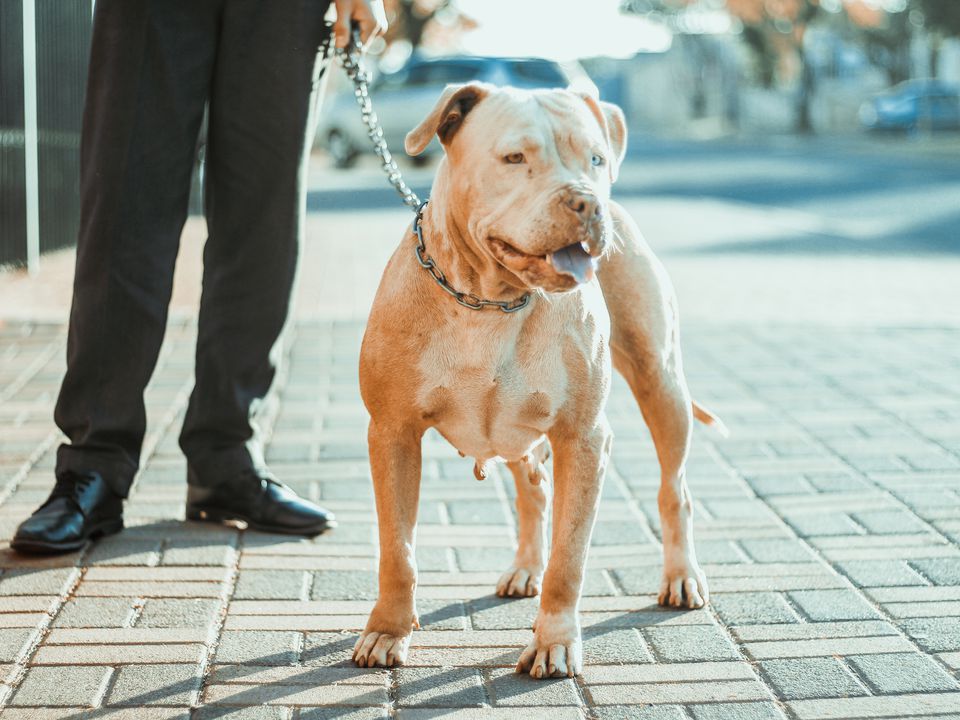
[516,421,611,679]
[353,420,423,668]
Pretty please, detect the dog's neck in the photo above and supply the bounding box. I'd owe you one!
[421,168,530,306]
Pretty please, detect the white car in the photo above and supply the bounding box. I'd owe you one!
[317,55,571,168]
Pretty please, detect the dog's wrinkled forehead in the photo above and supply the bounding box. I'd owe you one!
[406,82,627,184]
[470,89,608,160]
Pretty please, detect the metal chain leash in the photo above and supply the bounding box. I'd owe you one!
[324,25,421,210]
[320,24,530,313]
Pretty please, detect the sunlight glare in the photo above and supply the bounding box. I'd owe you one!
[455,0,673,60]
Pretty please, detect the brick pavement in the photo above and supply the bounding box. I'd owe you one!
[1,316,959,719]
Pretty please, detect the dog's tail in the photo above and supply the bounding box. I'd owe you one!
[692,401,728,438]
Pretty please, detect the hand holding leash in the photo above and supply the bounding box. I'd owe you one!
[332,0,387,50]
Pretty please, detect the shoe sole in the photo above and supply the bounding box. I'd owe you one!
[186,507,336,536]
[10,517,125,555]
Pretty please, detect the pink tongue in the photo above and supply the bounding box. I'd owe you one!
[550,243,596,284]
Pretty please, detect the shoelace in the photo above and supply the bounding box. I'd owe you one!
[44,472,98,512]
[239,468,287,492]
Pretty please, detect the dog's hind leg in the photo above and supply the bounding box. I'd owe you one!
[598,203,708,609]
[497,440,551,598]
[624,360,708,609]
[353,420,423,668]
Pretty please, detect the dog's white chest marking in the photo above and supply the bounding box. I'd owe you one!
[416,317,567,465]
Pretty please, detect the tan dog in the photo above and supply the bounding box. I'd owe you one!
[354,82,723,678]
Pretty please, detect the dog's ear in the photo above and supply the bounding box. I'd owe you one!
[570,84,628,183]
[405,82,492,156]
[598,101,627,182]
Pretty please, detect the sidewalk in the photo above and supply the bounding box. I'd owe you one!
[1,154,960,717]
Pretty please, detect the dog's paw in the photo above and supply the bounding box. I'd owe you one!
[658,559,709,609]
[352,629,411,668]
[515,610,582,679]
[496,565,543,598]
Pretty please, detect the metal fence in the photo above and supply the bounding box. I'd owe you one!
[1,0,92,270]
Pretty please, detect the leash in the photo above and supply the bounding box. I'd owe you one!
[320,24,531,313]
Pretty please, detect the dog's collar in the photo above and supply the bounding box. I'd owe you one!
[413,200,531,314]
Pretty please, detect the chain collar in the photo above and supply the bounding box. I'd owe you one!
[321,27,529,313]
[414,201,531,313]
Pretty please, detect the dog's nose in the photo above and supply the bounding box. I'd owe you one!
[564,191,601,220]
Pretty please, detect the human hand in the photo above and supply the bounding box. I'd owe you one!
[333,0,388,50]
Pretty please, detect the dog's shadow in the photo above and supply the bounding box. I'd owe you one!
[47,599,692,717]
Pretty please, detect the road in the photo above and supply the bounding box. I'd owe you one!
[300,132,960,327]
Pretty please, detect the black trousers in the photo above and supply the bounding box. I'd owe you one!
[55,0,332,497]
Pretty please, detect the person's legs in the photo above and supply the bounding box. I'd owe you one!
[55,0,221,497]
[180,0,331,478]
[14,0,222,554]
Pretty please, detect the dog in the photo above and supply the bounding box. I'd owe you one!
[354,81,724,678]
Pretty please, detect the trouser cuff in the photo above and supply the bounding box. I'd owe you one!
[55,444,137,499]
[185,441,266,487]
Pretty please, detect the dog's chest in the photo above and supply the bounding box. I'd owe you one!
[416,320,567,464]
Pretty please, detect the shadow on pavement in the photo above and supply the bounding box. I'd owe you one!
[0,519,292,581]
[672,208,960,257]
[47,599,693,716]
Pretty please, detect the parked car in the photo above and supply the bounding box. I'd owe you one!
[317,56,572,168]
[859,80,960,132]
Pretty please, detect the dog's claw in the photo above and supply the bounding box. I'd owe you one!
[517,639,579,679]
[496,566,543,598]
[658,566,709,609]
[516,643,536,674]
[515,611,582,680]
[352,630,410,668]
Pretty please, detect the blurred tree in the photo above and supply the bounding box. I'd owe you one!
[725,0,822,132]
[381,0,472,56]
[850,3,912,85]
[620,0,737,121]
[916,0,960,36]
[623,0,825,131]
[383,0,448,50]
[915,0,960,77]
[622,0,960,134]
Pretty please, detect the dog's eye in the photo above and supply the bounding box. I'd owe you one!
[591,153,605,167]
[504,152,525,164]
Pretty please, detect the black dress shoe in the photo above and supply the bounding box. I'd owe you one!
[186,467,335,536]
[11,471,124,554]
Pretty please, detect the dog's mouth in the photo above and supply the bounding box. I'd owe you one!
[488,237,599,287]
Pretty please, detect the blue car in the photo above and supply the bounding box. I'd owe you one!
[859,80,960,132]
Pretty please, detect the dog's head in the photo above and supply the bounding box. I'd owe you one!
[406,82,627,294]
